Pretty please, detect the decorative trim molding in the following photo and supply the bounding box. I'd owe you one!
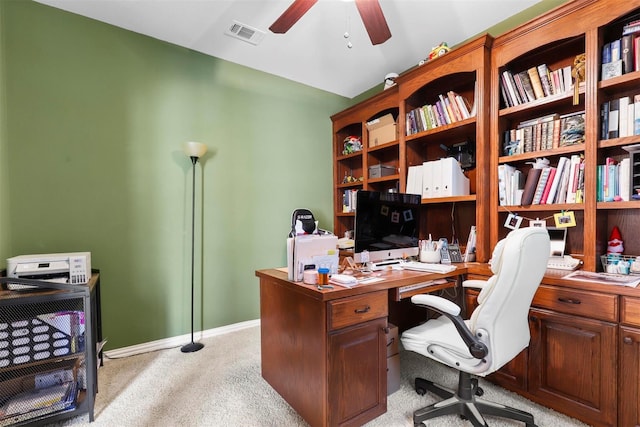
[103,319,261,359]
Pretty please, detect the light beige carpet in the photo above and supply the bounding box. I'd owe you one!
[52,325,588,427]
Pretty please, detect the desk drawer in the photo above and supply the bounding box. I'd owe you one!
[621,296,640,327]
[532,285,617,322]
[328,291,388,331]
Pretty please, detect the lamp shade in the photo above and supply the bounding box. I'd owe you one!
[183,141,207,158]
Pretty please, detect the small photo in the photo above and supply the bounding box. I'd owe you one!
[554,211,576,227]
[529,220,546,228]
[504,213,523,230]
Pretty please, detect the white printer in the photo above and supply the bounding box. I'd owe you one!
[6,252,91,286]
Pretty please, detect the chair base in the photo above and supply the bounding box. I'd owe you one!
[412,372,537,427]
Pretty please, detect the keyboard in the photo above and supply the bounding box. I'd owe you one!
[398,278,448,293]
[401,261,457,274]
[547,256,581,271]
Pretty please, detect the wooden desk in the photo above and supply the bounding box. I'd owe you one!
[255,267,465,427]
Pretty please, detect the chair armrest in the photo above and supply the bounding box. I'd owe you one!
[410,294,488,359]
[411,294,460,316]
[462,279,487,289]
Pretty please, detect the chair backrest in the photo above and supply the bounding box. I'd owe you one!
[468,227,550,372]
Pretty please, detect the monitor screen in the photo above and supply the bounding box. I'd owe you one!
[354,190,422,263]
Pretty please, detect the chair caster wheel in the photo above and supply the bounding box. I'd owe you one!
[416,387,426,396]
[475,386,484,396]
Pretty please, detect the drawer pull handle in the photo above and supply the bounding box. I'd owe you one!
[558,297,581,305]
[624,336,634,345]
[355,305,371,314]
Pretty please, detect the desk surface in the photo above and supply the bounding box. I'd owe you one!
[255,265,466,302]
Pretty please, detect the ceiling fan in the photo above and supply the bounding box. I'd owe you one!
[269,0,391,45]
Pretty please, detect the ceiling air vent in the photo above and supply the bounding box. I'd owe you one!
[225,21,266,45]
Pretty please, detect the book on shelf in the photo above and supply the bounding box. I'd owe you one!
[623,19,640,36]
[559,111,585,146]
[565,154,583,203]
[635,36,640,73]
[548,156,569,204]
[611,38,622,61]
[512,73,530,103]
[539,167,556,204]
[517,71,536,103]
[608,98,620,139]
[635,94,640,135]
[521,167,542,206]
[537,64,554,97]
[498,164,523,206]
[502,70,522,106]
[622,34,634,74]
[532,167,552,204]
[619,96,631,137]
[527,67,545,99]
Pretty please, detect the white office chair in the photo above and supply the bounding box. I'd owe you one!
[401,227,550,427]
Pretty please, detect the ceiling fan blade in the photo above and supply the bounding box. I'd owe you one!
[355,0,391,45]
[269,0,319,34]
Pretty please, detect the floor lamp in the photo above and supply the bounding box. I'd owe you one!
[181,141,207,353]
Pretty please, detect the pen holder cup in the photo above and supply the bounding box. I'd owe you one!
[420,250,441,264]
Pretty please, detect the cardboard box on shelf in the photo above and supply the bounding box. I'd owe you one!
[367,114,397,147]
[369,165,396,179]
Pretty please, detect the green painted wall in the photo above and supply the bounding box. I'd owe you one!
[0,0,568,350]
[0,2,9,262]
[1,0,351,349]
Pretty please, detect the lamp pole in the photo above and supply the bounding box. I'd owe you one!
[181,142,207,353]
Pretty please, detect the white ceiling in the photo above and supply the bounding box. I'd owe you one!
[34,0,541,98]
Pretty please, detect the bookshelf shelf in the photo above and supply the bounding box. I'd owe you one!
[421,195,476,204]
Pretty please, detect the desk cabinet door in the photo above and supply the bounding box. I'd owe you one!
[328,317,387,427]
[528,308,617,427]
[620,326,640,426]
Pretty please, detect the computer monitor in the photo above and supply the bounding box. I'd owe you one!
[354,190,421,264]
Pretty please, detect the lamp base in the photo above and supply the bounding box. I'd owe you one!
[180,341,204,353]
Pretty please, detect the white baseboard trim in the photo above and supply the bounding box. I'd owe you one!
[103,319,261,359]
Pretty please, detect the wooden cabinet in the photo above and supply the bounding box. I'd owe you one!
[527,308,617,426]
[328,317,387,426]
[258,271,389,427]
[331,87,399,239]
[620,296,640,426]
[330,34,492,262]
[490,0,640,271]
[465,276,619,426]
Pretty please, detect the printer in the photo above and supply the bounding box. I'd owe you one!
[6,252,91,287]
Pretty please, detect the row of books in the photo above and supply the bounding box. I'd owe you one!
[596,157,631,202]
[405,90,475,135]
[502,111,585,156]
[498,154,585,206]
[601,94,640,139]
[601,19,640,80]
[500,63,574,108]
[342,189,358,213]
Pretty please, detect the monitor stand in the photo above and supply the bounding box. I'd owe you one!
[369,259,403,270]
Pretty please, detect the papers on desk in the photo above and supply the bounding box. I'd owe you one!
[329,276,385,288]
[563,270,640,287]
[287,234,339,282]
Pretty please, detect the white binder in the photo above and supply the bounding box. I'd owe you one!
[439,157,470,197]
